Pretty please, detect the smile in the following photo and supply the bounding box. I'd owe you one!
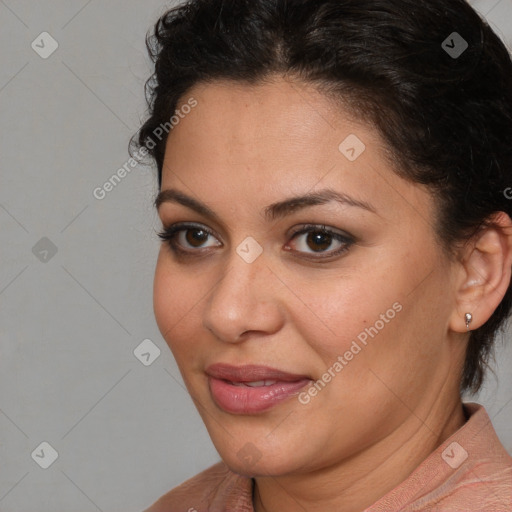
[206,364,312,414]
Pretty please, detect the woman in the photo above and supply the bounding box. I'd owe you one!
[135,0,512,510]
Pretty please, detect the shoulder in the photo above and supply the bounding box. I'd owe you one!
[417,454,512,511]
[417,403,512,510]
[369,403,512,511]
[143,461,253,512]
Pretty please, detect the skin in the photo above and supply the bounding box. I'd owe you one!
[153,77,512,512]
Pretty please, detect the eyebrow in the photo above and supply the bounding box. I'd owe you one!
[264,189,376,220]
[155,189,219,221]
[154,188,377,221]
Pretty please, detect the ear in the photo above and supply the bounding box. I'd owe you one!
[449,212,512,333]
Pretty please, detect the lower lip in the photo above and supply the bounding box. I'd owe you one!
[208,377,311,414]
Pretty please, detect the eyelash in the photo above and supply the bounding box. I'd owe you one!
[286,224,354,259]
[157,222,354,261]
[157,223,219,257]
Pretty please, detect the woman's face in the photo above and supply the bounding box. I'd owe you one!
[153,78,463,476]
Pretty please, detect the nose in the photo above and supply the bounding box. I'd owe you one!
[202,251,284,343]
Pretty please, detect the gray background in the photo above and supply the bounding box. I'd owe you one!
[1,1,511,511]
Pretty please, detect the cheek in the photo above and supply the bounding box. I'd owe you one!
[282,261,403,363]
[285,247,442,385]
[153,253,173,338]
[307,263,450,407]
[153,251,198,352]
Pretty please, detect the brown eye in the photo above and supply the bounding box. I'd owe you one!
[157,223,222,252]
[306,231,333,252]
[185,228,210,247]
[285,224,354,259]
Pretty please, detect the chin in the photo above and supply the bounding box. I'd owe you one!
[220,451,294,478]
[207,428,309,477]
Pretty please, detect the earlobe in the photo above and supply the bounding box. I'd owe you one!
[449,212,512,333]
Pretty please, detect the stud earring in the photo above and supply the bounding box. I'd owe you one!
[465,313,473,331]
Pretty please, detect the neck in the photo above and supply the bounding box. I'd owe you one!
[253,396,466,512]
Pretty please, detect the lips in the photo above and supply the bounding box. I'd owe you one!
[206,363,312,414]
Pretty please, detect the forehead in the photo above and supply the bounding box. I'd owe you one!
[161,78,433,226]
[170,78,366,154]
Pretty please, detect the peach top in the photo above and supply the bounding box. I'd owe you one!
[144,403,512,511]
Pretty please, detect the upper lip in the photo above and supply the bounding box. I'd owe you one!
[206,363,310,383]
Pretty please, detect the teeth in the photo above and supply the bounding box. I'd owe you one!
[232,380,278,387]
